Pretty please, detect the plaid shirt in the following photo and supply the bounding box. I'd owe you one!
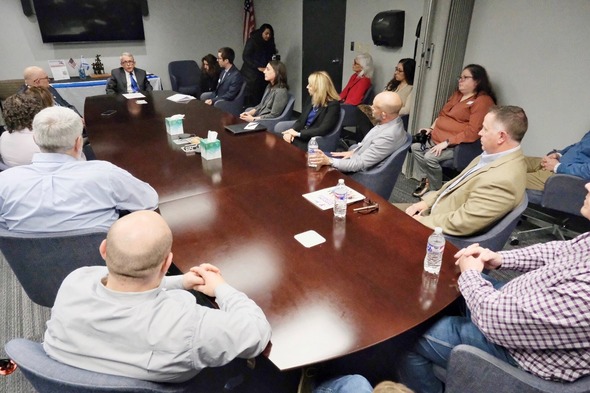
[459,232,590,382]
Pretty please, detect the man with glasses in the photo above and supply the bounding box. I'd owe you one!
[106,52,153,94]
[204,47,244,105]
[20,66,81,116]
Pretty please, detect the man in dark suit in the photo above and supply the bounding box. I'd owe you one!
[105,52,153,95]
[204,47,244,105]
[20,66,81,116]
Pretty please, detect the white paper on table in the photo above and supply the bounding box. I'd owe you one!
[294,230,326,248]
[48,60,70,81]
[123,93,146,99]
[167,93,196,103]
[302,185,365,210]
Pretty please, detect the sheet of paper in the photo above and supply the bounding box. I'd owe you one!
[245,122,259,130]
[48,60,70,81]
[294,230,326,248]
[166,93,196,103]
[302,185,365,210]
[123,93,146,99]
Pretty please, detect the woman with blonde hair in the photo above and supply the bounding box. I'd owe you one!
[282,71,340,150]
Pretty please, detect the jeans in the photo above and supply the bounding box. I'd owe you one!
[313,374,373,393]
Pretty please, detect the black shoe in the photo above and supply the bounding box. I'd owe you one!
[412,178,430,197]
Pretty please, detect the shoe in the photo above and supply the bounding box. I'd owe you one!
[412,178,430,197]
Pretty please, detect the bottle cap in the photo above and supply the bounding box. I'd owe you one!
[338,179,344,184]
[434,227,443,234]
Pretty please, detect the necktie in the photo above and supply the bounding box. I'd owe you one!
[130,72,139,93]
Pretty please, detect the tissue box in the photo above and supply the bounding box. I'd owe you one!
[200,139,221,160]
[165,117,184,136]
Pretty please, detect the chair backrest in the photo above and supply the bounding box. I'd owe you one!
[168,61,201,98]
[350,132,412,200]
[361,84,374,105]
[445,194,529,251]
[315,108,345,152]
[540,173,587,216]
[5,339,194,393]
[0,228,107,307]
[256,93,295,132]
[213,81,247,116]
[0,160,9,171]
[440,139,482,174]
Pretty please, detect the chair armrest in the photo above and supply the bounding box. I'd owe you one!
[200,91,215,101]
[542,174,587,216]
[273,120,296,135]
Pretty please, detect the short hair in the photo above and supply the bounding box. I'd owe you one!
[218,47,235,64]
[307,71,340,107]
[33,106,83,153]
[373,381,414,393]
[120,52,135,62]
[268,60,288,89]
[23,66,45,86]
[463,64,496,103]
[374,91,402,116]
[488,105,528,142]
[3,93,45,132]
[25,86,54,108]
[355,53,374,78]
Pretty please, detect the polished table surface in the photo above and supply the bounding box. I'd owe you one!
[85,91,460,371]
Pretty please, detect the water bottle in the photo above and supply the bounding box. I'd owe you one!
[333,179,347,218]
[423,227,445,274]
[307,137,318,168]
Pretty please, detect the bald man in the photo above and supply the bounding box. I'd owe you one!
[19,66,81,116]
[310,91,407,173]
[44,211,272,384]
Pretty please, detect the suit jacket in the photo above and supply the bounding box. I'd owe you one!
[254,86,289,119]
[18,85,80,117]
[213,65,244,103]
[292,100,340,150]
[333,116,406,173]
[421,148,526,236]
[106,67,153,95]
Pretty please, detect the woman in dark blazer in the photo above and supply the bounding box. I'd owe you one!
[242,24,277,107]
[282,71,340,151]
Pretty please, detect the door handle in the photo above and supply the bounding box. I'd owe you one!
[331,58,341,64]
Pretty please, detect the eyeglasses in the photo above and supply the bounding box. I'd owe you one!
[457,75,474,81]
[121,61,135,65]
[0,358,17,376]
[353,198,379,214]
[395,68,404,73]
[35,76,50,82]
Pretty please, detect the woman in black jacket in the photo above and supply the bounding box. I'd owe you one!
[242,23,277,107]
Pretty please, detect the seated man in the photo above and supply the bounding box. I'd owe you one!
[44,210,272,383]
[204,47,244,105]
[19,66,81,116]
[398,182,590,392]
[106,52,153,94]
[0,106,157,232]
[309,91,407,173]
[403,105,528,236]
[525,130,590,190]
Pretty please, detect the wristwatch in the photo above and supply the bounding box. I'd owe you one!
[328,158,334,166]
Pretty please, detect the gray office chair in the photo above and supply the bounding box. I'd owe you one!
[441,139,482,178]
[0,228,107,307]
[273,108,345,152]
[5,339,197,393]
[168,60,201,98]
[439,344,590,393]
[244,92,295,132]
[200,81,247,117]
[0,160,8,171]
[350,132,412,200]
[445,194,529,251]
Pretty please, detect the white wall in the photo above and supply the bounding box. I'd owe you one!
[465,0,590,156]
[0,0,243,90]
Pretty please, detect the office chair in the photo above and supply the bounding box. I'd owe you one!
[440,139,482,178]
[273,108,345,152]
[445,194,528,251]
[340,85,375,140]
[350,132,412,200]
[200,82,248,117]
[243,92,295,132]
[168,60,201,98]
[0,228,107,307]
[438,344,590,393]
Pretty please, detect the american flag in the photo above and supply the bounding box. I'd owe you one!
[243,0,256,43]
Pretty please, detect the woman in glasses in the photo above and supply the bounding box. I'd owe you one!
[240,60,289,122]
[385,58,416,116]
[411,64,496,197]
[339,53,373,105]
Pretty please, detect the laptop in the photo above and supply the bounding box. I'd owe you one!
[224,122,267,134]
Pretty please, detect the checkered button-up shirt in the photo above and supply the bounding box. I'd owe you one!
[459,232,590,381]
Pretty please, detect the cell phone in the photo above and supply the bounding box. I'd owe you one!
[101,109,116,116]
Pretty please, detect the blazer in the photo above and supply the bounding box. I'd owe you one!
[106,67,153,95]
[333,116,406,173]
[253,86,289,119]
[421,148,527,236]
[213,65,244,103]
[291,100,340,150]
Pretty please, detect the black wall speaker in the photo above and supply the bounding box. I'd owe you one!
[21,0,34,16]
[140,0,149,17]
[371,10,405,48]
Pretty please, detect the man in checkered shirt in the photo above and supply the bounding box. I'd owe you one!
[399,184,590,392]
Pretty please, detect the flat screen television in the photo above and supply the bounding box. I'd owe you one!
[33,0,145,43]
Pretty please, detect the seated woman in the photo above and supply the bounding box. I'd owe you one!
[339,53,373,105]
[239,60,289,122]
[0,90,50,167]
[412,64,496,197]
[200,54,221,93]
[282,71,340,151]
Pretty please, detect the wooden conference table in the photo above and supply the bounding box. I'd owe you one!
[85,91,460,371]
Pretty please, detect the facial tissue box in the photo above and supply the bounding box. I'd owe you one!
[165,114,184,136]
[200,130,221,160]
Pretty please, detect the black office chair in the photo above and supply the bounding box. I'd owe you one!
[168,60,201,98]
[205,81,248,117]
[243,93,295,132]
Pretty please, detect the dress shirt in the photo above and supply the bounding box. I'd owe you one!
[44,266,272,382]
[459,232,590,381]
[0,153,158,232]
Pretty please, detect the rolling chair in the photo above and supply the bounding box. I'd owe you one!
[200,81,248,117]
[243,92,295,132]
[168,60,201,98]
[441,139,482,179]
[350,132,412,200]
[273,108,345,152]
[0,228,107,307]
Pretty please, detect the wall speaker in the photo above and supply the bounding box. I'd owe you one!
[371,10,405,48]
[21,0,34,16]
[140,0,149,17]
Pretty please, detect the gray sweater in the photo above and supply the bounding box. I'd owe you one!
[254,85,289,119]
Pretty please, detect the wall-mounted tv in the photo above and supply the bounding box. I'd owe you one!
[32,0,145,43]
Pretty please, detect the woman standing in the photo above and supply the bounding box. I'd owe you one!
[242,23,277,107]
[200,54,221,93]
[240,60,289,121]
[282,71,340,151]
[339,53,373,106]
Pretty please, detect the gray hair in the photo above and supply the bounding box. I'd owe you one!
[120,52,135,62]
[33,106,83,153]
[355,53,374,79]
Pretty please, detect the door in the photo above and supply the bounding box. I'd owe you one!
[302,0,347,99]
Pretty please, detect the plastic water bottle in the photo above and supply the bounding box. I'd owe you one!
[423,227,445,274]
[307,137,318,167]
[333,179,347,218]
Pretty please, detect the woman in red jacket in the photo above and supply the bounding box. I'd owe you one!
[339,53,373,106]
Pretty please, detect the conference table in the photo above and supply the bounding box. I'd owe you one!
[84,91,460,371]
